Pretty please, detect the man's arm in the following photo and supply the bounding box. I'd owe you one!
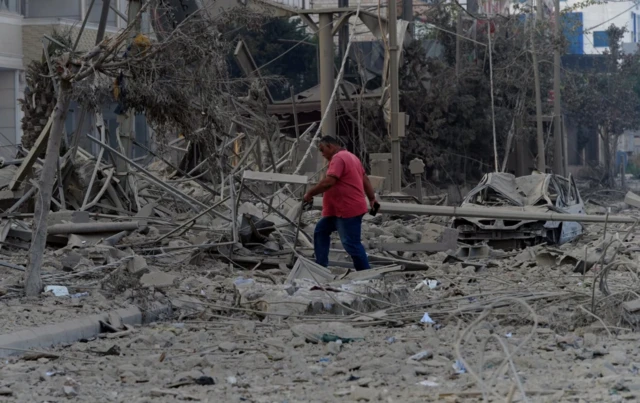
[362,174,376,203]
[303,176,338,202]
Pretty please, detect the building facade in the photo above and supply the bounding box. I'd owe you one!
[560,0,640,55]
[0,0,130,159]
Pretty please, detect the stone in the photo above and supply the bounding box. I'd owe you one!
[63,385,77,397]
[609,350,628,366]
[326,341,342,355]
[140,271,178,288]
[352,386,378,401]
[583,333,598,348]
[172,370,204,383]
[291,337,306,348]
[218,342,238,353]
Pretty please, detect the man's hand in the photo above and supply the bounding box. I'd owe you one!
[303,192,313,203]
[369,199,381,216]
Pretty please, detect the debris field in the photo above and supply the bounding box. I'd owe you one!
[0,136,640,402]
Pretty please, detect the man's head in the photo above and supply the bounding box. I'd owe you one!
[318,136,342,160]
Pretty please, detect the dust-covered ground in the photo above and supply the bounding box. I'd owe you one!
[1,195,640,402]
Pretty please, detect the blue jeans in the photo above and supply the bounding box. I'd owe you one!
[314,215,370,271]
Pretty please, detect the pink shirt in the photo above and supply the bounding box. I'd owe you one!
[322,150,368,218]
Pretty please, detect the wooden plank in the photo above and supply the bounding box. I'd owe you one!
[10,116,53,190]
[243,170,309,185]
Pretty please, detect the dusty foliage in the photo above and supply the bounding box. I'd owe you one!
[72,3,266,146]
[19,30,73,150]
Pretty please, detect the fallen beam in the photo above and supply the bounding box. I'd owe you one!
[48,221,140,235]
[87,135,230,222]
[10,116,53,190]
[311,198,639,224]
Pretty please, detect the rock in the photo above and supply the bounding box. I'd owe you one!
[326,341,342,355]
[139,271,178,288]
[291,336,306,348]
[610,350,628,366]
[414,366,429,375]
[218,342,238,353]
[583,333,598,348]
[172,370,204,383]
[357,377,373,387]
[352,386,378,401]
[408,351,433,362]
[63,385,77,397]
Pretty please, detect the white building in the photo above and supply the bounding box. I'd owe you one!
[0,0,132,159]
[559,0,640,55]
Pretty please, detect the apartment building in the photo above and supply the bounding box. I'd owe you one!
[0,0,133,159]
[558,0,640,55]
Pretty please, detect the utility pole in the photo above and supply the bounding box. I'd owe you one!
[338,0,349,70]
[553,0,564,175]
[402,0,414,38]
[318,12,336,141]
[389,0,402,191]
[532,0,545,172]
[455,10,462,77]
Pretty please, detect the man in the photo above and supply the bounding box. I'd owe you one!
[303,136,379,271]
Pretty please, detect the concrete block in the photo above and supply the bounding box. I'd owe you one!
[0,304,171,358]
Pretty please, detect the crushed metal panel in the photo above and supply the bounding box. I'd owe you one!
[454,172,584,249]
[286,258,335,284]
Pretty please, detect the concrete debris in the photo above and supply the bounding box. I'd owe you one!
[1,90,639,403]
[140,271,179,288]
[624,191,640,208]
[234,276,408,317]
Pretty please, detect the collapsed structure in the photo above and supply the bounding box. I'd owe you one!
[453,172,585,249]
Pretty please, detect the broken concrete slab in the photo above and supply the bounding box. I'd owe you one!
[624,191,640,208]
[234,277,408,318]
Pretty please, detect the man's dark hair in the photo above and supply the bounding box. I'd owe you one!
[319,136,341,146]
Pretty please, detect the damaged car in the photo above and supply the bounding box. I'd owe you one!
[452,172,585,250]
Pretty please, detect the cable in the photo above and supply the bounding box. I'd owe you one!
[585,2,638,32]
[293,0,364,175]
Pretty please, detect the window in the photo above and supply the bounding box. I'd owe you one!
[26,0,80,19]
[88,3,117,27]
[562,12,584,54]
[593,31,609,47]
[0,0,21,14]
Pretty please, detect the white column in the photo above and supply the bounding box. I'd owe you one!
[14,70,22,148]
[80,0,86,19]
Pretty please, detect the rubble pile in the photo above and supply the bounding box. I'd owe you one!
[4,127,640,400]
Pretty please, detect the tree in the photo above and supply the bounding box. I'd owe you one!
[24,4,264,296]
[564,25,640,187]
[358,5,557,184]
[228,17,318,100]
